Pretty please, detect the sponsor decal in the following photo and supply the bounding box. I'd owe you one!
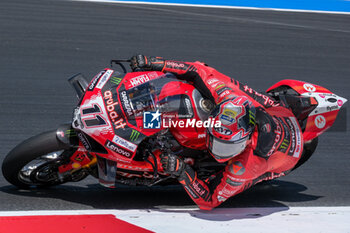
[266,117,282,157]
[277,118,290,154]
[165,61,189,70]
[74,154,85,162]
[229,161,245,175]
[103,91,126,129]
[327,105,339,111]
[279,138,290,153]
[285,117,302,158]
[120,91,133,117]
[303,83,316,92]
[319,94,325,98]
[218,90,232,100]
[105,140,132,158]
[214,126,233,135]
[130,130,140,142]
[218,190,229,197]
[207,78,225,90]
[241,85,279,107]
[88,71,105,91]
[77,132,91,151]
[220,107,238,125]
[183,98,193,116]
[290,117,302,158]
[110,76,122,85]
[227,175,247,182]
[184,186,199,199]
[65,129,77,137]
[207,78,219,85]
[127,72,160,88]
[216,86,232,96]
[219,184,238,197]
[96,69,113,89]
[72,162,81,169]
[190,180,209,200]
[113,135,137,152]
[286,118,296,156]
[315,115,326,129]
[248,109,256,126]
[215,84,225,91]
[191,181,206,196]
[130,74,150,87]
[250,172,285,188]
[217,195,227,202]
[198,133,206,138]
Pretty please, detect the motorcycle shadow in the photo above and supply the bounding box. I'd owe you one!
[153,179,322,221]
[0,179,321,220]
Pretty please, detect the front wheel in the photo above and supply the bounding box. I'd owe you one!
[2,130,72,189]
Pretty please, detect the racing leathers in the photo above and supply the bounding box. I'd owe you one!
[131,55,304,210]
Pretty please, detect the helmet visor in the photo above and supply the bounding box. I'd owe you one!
[208,134,248,161]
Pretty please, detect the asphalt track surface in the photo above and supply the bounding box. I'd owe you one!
[0,0,349,211]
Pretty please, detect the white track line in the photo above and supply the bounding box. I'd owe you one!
[1,207,350,233]
[72,0,350,15]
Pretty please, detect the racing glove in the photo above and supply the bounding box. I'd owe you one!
[161,154,185,177]
[130,54,165,72]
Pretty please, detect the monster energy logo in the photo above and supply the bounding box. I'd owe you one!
[110,77,122,85]
[130,130,140,142]
[280,139,289,150]
[248,110,256,125]
[65,129,77,137]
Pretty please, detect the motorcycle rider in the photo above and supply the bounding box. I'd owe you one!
[130,55,304,210]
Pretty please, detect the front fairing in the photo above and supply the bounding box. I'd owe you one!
[72,69,191,162]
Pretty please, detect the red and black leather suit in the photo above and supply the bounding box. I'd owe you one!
[133,56,304,210]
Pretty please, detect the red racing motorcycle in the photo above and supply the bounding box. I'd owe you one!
[2,60,347,189]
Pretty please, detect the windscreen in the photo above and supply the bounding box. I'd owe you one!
[123,73,185,118]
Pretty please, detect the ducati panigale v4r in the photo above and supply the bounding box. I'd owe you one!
[2,60,347,194]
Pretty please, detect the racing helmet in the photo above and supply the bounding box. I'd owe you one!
[207,96,256,162]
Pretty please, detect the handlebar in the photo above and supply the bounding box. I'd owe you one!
[110,59,131,73]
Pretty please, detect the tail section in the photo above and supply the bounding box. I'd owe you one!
[267,79,347,142]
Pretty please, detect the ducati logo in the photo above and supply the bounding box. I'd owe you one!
[229,161,245,175]
[315,115,326,129]
[303,83,316,92]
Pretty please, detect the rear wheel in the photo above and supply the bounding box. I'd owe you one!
[292,137,318,171]
[2,130,72,189]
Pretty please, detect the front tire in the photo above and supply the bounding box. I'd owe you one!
[2,130,70,189]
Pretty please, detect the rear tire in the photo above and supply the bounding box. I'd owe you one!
[2,130,70,189]
[292,137,318,171]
